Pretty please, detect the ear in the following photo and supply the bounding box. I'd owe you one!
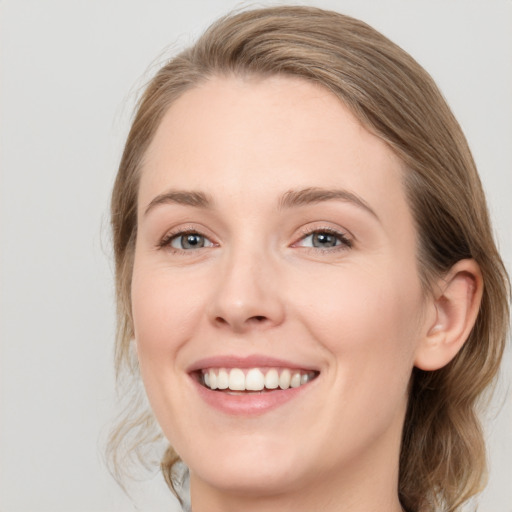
[414,259,483,371]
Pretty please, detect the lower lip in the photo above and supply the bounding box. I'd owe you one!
[192,377,316,416]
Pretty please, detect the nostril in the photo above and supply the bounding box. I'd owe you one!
[212,314,272,330]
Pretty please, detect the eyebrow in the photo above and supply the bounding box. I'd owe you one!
[144,190,213,216]
[278,187,379,220]
[144,186,379,221]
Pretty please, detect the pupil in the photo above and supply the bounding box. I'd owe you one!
[313,233,336,247]
[183,234,204,249]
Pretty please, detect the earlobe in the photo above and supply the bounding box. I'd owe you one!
[414,259,483,371]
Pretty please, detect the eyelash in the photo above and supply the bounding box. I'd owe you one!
[157,228,214,252]
[157,227,352,253]
[294,226,353,252]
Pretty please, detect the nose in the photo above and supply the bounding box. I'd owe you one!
[207,246,286,333]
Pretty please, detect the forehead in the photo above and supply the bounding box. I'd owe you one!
[139,75,409,226]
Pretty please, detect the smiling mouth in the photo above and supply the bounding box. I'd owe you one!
[196,367,320,393]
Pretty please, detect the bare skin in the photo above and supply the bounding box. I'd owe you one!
[131,76,482,512]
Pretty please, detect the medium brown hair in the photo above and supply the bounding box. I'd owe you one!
[109,6,510,511]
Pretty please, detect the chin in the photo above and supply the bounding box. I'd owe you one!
[184,434,307,495]
[191,461,306,498]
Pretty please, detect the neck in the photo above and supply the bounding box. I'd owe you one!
[190,482,403,512]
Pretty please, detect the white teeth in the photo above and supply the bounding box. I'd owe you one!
[246,368,265,391]
[217,368,229,389]
[290,372,301,388]
[265,369,279,389]
[201,367,317,391]
[229,368,245,391]
[209,370,218,390]
[279,369,291,390]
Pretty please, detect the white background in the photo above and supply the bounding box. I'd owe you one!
[0,1,510,511]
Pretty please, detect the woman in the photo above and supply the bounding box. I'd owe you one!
[109,6,510,512]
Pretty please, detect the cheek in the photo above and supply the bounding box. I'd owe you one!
[131,264,206,356]
[291,260,423,374]
[130,262,207,440]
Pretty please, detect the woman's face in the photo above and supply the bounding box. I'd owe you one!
[132,76,430,500]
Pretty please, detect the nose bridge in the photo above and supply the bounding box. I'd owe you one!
[208,237,284,332]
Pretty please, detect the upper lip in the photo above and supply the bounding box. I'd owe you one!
[187,354,320,373]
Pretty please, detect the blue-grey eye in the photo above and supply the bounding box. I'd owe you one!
[170,233,211,250]
[310,232,339,248]
[298,230,350,249]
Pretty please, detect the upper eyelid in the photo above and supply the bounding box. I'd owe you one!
[293,224,353,242]
[299,225,349,236]
[161,223,215,239]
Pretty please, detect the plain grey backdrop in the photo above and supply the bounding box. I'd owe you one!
[1,1,510,511]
